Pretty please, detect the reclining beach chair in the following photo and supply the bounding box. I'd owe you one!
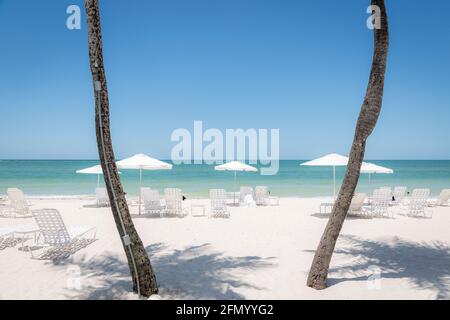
[164,188,186,217]
[380,186,393,193]
[142,188,165,217]
[239,187,255,207]
[3,188,32,218]
[95,187,110,207]
[392,186,407,205]
[209,189,230,218]
[428,189,450,207]
[0,204,11,218]
[318,193,367,217]
[31,209,97,260]
[404,188,432,218]
[0,225,40,250]
[255,186,269,206]
[348,193,367,217]
[368,188,392,218]
[0,228,21,250]
[255,186,280,206]
[226,191,240,206]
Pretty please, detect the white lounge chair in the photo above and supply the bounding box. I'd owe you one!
[2,188,32,218]
[317,193,367,217]
[239,186,256,207]
[0,227,20,250]
[428,189,450,207]
[164,188,186,217]
[31,209,97,260]
[368,188,392,218]
[226,191,240,206]
[403,188,432,218]
[255,186,269,206]
[0,204,11,218]
[255,186,280,206]
[391,186,407,205]
[0,225,40,251]
[380,186,393,193]
[348,193,367,217]
[209,189,230,218]
[142,189,165,217]
[95,187,110,207]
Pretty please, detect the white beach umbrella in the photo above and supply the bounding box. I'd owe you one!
[361,162,394,190]
[300,153,349,198]
[116,154,172,214]
[214,161,258,205]
[76,164,122,187]
[300,154,394,197]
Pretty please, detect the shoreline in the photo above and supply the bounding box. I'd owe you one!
[17,194,334,200]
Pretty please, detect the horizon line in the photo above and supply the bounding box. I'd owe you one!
[1,158,450,162]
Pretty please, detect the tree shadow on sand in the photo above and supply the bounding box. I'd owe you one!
[322,235,450,299]
[148,243,275,299]
[57,243,275,299]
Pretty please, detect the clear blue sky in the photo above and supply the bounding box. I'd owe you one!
[0,0,449,160]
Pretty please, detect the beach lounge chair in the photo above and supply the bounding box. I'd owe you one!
[0,204,11,218]
[391,186,407,205]
[95,187,110,207]
[348,193,367,217]
[142,189,165,217]
[3,188,32,218]
[380,186,393,193]
[255,186,269,206]
[31,209,97,260]
[209,189,230,218]
[239,186,256,207]
[226,191,240,206]
[140,187,151,203]
[140,187,150,195]
[317,193,367,217]
[0,228,21,250]
[428,189,450,207]
[164,188,186,217]
[0,225,40,250]
[255,186,280,206]
[404,188,432,218]
[368,188,392,218]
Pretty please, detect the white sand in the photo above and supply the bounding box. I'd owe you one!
[0,197,449,300]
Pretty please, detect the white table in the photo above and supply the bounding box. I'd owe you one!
[191,204,206,217]
[320,202,334,214]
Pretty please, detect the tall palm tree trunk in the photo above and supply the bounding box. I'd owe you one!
[307,0,389,290]
[84,0,158,297]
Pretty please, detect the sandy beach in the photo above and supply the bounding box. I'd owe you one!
[1,196,449,300]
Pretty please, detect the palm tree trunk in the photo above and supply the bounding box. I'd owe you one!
[307,0,389,290]
[84,0,158,297]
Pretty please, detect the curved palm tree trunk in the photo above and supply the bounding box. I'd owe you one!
[307,0,389,290]
[84,0,158,297]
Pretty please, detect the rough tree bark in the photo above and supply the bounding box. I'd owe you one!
[84,0,158,297]
[307,0,389,290]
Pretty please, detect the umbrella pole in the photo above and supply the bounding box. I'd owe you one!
[139,168,142,215]
[368,173,372,193]
[333,165,336,199]
[234,171,237,206]
[97,174,100,187]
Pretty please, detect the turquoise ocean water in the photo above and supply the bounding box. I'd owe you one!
[0,160,449,197]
